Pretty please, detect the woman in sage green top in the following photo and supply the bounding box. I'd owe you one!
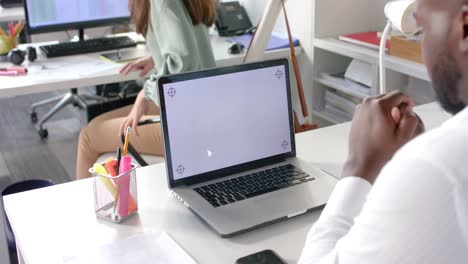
[76,0,217,179]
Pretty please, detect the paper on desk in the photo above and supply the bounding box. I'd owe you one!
[78,61,122,77]
[36,56,102,70]
[62,231,197,264]
[32,56,121,77]
[26,65,80,82]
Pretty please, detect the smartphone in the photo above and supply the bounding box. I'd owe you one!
[236,249,287,264]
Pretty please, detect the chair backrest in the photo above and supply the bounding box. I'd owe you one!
[0,197,10,263]
[1,179,55,251]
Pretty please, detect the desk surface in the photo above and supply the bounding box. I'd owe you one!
[3,103,450,264]
[0,33,300,98]
[0,6,24,22]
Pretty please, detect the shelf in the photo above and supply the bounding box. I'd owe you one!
[312,109,348,125]
[315,76,369,99]
[313,37,430,82]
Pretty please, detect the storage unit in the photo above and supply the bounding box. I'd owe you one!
[311,0,435,126]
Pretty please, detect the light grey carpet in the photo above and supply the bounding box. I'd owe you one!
[0,90,90,192]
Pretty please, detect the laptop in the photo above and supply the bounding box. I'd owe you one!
[158,59,337,238]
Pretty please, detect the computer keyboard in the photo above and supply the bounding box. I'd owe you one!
[40,36,138,58]
[194,164,315,207]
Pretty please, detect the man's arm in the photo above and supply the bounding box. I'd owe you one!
[299,155,466,263]
[298,177,371,263]
[299,91,424,263]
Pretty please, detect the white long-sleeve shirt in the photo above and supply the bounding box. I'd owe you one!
[298,106,468,264]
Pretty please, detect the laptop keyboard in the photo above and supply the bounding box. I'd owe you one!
[194,164,315,207]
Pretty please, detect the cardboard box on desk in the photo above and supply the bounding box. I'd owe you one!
[389,36,423,64]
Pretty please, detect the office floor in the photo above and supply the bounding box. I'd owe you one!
[0,89,93,193]
[0,88,97,264]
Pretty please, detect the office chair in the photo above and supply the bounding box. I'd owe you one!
[1,179,55,251]
[30,88,107,138]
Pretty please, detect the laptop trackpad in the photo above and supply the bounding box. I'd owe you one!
[207,183,330,235]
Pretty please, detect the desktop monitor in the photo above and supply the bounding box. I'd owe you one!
[24,0,131,37]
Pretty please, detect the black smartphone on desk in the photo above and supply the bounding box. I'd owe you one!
[236,250,287,264]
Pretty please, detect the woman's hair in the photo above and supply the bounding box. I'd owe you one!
[182,0,217,27]
[130,0,151,35]
[130,0,217,36]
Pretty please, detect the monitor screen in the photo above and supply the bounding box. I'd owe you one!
[25,0,130,33]
[161,63,293,181]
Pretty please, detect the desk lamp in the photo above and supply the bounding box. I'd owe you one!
[379,0,418,94]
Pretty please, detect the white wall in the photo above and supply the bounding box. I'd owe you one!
[229,0,315,120]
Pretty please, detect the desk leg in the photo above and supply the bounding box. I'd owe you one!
[16,245,25,264]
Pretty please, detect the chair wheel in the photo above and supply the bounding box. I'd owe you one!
[30,112,38,123]
[38,129,48,138]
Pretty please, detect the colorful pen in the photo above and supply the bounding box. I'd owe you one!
[104,157,118,177]
[118,155,132,217]
[17,24,24,37]
[116,147,122,175]
[0,71,20,77]
[123,126,131,156]
[0,67,28,74]
[13,21,23,36]
[8,22,15,38]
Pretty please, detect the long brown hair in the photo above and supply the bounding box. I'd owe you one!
[130,0,217,36]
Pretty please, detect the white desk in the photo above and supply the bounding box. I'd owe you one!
[0,34,301,98]
[0,6,24,23]
[3,103,451,264]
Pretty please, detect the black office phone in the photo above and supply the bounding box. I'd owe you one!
[0,0,23,8]
[215,1,253,37]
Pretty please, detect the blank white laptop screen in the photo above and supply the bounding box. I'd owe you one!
[162,65,292,180]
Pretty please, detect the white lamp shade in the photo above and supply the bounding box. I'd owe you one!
[384,0,418,34]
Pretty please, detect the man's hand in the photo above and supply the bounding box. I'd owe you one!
[342,91,425,184]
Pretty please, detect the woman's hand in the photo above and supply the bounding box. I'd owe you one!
[119,91,149,137]
[120,56,155,77]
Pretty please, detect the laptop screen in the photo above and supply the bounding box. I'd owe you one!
[160,60,294,183]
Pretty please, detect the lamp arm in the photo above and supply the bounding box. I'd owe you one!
[379,21,392,94]
[244,0,282,62]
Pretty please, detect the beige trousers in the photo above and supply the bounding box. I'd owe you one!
[76,103,164,180]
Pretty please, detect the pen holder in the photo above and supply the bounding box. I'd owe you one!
[90,163,138,223]
[0,36,17,55]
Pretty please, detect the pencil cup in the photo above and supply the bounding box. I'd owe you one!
[90,163,138,223]
[0,36,17,55]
